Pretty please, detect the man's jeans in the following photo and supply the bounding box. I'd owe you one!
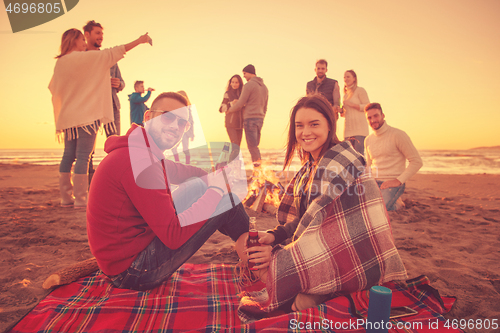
[244,118,264,163]
[376,180,405,211]
[109,178,249,291]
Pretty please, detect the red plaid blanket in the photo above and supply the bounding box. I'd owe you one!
[9,265,461,333]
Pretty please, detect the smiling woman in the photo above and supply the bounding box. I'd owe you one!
[238,94,407,321]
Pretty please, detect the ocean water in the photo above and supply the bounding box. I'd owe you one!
[0,148,500,175]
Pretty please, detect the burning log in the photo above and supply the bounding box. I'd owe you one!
[42,257,99,289]
[242,163,284,214]
[243,181,282,214]
[250,185,267,212]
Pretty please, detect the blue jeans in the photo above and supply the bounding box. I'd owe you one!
[59,127,97,174]
[244,118,264,163]
[376,180,405,211]
[109,178,249,291]
[345,136,365,156]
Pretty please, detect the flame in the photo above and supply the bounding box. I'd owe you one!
[244,161,283,210]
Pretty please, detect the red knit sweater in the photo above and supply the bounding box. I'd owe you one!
[87,124,222,275]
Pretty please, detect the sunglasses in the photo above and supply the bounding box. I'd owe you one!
[151,110,189,130]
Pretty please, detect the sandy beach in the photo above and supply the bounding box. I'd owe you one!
[0,163,499,333]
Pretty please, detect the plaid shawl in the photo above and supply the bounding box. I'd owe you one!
[238,142,407,322]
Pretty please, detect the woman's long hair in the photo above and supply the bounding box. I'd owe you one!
[343,69,358,94]
[56,28,83,59]
[226,74,244,96]
[283,94,341,170]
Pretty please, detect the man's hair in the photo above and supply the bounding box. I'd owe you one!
[150,92,188,110]
[364,102,383,113]
[83,20,103,34]
[316,59,328,67]
[134,81,144,89]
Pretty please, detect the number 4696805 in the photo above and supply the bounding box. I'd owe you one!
[6,2,61,14]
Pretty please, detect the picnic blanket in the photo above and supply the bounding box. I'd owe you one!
[9,264,461,333]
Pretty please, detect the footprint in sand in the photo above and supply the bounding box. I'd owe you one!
[433,259,463,268]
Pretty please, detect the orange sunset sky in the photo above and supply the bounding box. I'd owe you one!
[0,0,499,151]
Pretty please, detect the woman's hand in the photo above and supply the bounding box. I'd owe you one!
[246,244,272,270]
[138,33,151,44]
[125,33,152,52]
[258,231,275,245]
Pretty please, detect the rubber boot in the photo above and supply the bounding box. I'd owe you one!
[59,172,74,207]
[73,173,88,209]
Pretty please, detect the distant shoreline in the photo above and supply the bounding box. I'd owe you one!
[469,145,500,150]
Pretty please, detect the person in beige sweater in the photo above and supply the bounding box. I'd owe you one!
[339,70,370,155]
[364,103,423,211]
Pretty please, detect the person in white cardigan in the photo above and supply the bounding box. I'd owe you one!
[364,103,423,211]
[339,70,370,155]
[49,28,150,208]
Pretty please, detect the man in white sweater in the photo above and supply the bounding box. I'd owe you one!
[364,103,423,211]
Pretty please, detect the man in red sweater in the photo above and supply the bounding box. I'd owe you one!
[87,92,250,291]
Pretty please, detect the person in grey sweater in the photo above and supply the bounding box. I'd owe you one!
[227,64,268,166]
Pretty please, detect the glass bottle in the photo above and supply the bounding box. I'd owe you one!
[247,217,261,268]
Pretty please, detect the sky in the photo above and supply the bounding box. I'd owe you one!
[1,0,499,151]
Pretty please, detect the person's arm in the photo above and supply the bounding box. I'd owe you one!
[395,131,423,184]
[365,139,372,168]
[357,87,369,112]
[127,162,229,249]
[130,90,152,104]
[306,83,312,95]
[112,64,125,92]
[228,83,251,113]
[332,81,340,107]
[266,216,299,245]
[219,92,231,113]
[263,90,268,115]
[344,87,369,112]
[124,164,213,249]
[124,33,151,52]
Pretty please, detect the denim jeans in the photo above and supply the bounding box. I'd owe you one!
[376,180,405,211]
[244,118,264,163]
[109,178,249,291]
[59,127,97,174]
[345,136,365,156]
